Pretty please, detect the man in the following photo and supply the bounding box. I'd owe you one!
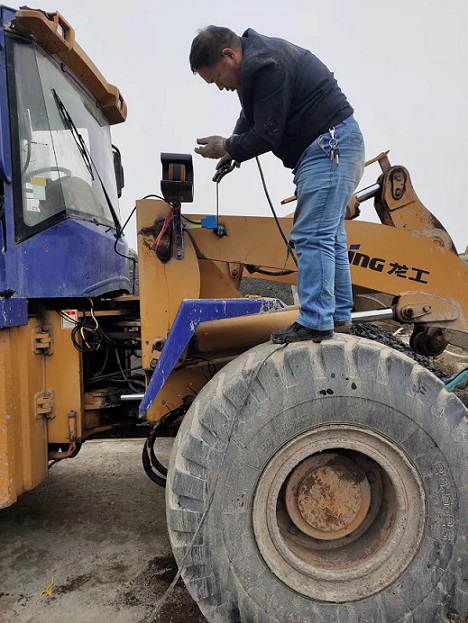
[190,26,365,344]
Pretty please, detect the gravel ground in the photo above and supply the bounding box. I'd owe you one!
[0,439,206,623]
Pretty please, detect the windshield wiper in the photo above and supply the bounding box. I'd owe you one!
[52,89,94,180]
[51,89,121,234]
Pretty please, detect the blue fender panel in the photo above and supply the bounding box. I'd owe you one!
[139,297,285,417]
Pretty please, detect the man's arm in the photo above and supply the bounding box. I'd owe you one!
[233,110,253,135]
[227,59,294,162]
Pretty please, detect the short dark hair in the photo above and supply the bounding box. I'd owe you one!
[189,26,241,73]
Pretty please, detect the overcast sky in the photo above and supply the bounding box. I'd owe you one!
[35,0,468,253]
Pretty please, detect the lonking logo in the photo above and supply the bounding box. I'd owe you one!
[348,244,430,284]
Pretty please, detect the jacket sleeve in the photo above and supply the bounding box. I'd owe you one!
[227,59,294,162]
[232,110,252,135]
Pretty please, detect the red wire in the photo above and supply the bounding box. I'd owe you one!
[154,206,174,251]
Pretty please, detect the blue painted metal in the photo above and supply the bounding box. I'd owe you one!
[0,6,14,185]
[0,6,130,298]
[14,219,130,297]
[139,297,285,417]
[0,216,130,298]
[0,6,16,303]
[0,295,27,327]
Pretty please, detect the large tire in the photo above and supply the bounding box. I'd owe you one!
[166,334,468,623]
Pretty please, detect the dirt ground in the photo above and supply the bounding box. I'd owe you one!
[0,439,207,623]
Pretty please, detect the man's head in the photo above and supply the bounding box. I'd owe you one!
[190,26,243,91]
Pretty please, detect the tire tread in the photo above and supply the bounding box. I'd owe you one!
[167,335,468,623]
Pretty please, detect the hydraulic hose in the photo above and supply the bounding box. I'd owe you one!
[142,402,192,488]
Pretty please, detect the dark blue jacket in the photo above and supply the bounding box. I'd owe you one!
[226,29,353,169]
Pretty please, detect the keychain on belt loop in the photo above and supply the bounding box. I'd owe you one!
[329,127,339,166]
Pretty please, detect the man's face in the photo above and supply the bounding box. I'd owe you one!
[198,48,242,92]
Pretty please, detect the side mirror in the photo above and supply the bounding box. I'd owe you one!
[112,145,125,199]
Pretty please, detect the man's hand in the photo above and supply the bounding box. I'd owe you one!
[195,136,229,159]
[216,153,232,170]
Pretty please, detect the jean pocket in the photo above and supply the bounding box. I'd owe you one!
[317,134,330,157]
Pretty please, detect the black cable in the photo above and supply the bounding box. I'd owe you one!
[56,308,144,391]
[94,346,110,378]
[114,347,145,392]
[142,194,165,201]
[56,307,114,354]
[245,264,295,277]
[147,409,185,476]
[71,322,103,352]
[87,365,143,383]
[142,446,167,487]
[113,193,166,262]
[96,324,145,391]
[65,306,104,353]
[255,156,298,267]
[182,215,202,225]
[113,206,136,261]
[143,402,192,487]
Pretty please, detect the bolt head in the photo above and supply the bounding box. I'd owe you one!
[153,338,166,352]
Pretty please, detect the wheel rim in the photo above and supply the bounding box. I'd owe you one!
[284,452,372,540]
[252,425,426,602]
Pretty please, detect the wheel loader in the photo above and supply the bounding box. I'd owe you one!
[1,6,468,622]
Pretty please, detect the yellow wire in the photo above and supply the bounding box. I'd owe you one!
[57,303,101,351]
[77,299,100,350]
[87,297,99,330]
[39,576,55,597]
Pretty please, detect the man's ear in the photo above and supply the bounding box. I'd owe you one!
[222,47,242,68]
[222,47,236,60]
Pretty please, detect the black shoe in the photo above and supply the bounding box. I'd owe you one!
[271,322,333,344]
[334,320,352,334]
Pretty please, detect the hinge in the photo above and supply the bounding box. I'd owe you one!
[33,327,53,355]
[35,389,55,419]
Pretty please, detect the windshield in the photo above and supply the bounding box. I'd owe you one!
[9,37,119,238]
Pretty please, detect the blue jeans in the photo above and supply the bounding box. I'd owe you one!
[290,115,365,331]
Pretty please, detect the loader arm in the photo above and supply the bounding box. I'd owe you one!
[136,154,468,420]
[186,216,468,335]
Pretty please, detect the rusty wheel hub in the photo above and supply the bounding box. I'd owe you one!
[252,425,426,602]
[285,453,371,540]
